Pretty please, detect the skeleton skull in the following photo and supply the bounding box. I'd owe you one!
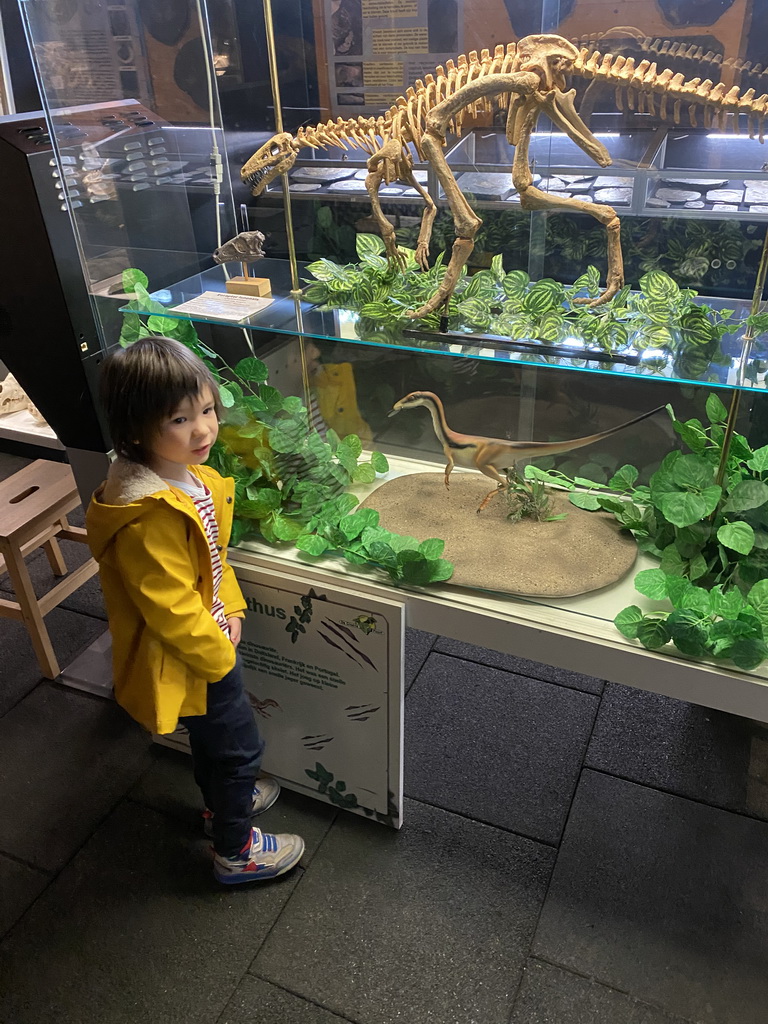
[241,132,299,196]
[516,34,580,92]
[212,230,266,265]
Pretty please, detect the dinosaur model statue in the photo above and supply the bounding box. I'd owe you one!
[388,390,662,512]
[242,33,767,319]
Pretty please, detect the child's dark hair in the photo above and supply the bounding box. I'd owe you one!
[100,335,222,463]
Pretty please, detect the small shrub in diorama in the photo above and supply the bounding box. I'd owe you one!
[527,394,768,670]
[119,269,454,588]
[302,234,760,369]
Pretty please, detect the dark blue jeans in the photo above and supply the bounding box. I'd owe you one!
[179,654,265,858]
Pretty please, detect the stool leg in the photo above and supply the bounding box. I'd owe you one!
[4,541,59,679]
[42,537,67,577]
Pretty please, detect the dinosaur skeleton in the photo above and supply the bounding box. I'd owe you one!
[242,33,766,319]
[389,390,662,512]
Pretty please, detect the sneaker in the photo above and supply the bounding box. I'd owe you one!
[213,826,304,884]
[203,777,280,837]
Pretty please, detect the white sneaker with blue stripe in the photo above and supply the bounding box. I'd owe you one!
[203,776,280,837]
[213,826,305,884]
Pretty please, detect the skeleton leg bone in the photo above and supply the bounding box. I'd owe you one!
[408,128,481,317]
[400,164,438,270]
[365,141,408,269]
[408,72,539,319]
[519,186,624,305]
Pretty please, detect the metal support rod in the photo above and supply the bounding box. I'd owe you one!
[263,0,312,429]
[294,297,315,432]
[263,0,302,298]
[714,228,768,489]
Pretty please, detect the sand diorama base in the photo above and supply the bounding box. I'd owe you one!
[360,472,638,598]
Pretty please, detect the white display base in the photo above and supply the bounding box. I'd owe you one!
[0,409,63,450]
[232,454,768,722]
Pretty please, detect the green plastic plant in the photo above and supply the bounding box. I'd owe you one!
[119,269,454,587]
[303,235,756,367]
[526,394,768,669]
[505,469,567,524]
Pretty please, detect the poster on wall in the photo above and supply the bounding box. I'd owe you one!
[325,0,464,117]
[238,566,405,828]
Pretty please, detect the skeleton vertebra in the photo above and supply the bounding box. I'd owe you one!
[242,33,766,320]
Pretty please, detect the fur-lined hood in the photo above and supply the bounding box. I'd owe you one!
[99,457,170,506]
[86,457,223,562]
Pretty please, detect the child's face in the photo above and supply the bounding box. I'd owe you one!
[148,387,219,476]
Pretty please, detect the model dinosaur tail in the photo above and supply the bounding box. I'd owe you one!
[526,404,665,458]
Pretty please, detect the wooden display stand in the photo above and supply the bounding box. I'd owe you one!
[0,460,99,678]
[225,262,272,297]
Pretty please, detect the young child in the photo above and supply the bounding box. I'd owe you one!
[86,335,304,885]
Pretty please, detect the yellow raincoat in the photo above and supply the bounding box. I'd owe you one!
[86,459,245,734]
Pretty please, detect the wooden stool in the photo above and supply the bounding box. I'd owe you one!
[0,460,99,678]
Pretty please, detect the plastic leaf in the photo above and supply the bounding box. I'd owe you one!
[634,568,668,600]
[614,605,644,639]
[717,522,755,555]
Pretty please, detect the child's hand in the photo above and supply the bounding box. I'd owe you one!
[227,617,242,647]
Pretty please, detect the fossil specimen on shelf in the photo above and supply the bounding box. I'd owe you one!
[242,33,766,320]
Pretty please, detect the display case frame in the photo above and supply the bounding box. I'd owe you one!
[22,0,768,715]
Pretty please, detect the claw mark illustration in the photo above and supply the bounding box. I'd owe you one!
[246,695,281,719]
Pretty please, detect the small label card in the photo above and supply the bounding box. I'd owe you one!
[170,290,274,322]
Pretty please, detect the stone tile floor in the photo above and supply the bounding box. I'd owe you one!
[1,451,768,1023]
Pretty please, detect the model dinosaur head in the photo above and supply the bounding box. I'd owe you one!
[241,132,299,196]
[388,391,440,417]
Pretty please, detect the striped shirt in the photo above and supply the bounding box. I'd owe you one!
[166,473,229,637]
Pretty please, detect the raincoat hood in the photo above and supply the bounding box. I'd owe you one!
[87,459,175,560]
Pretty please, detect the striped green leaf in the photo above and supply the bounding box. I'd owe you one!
[522,279,564,316]
[639,270,680,301]
[502,270,529,303]
[680,308,715,346]
[536,311,565,342]
[355,233,386,259]
[359,302,393,321]
[458,298,492,330]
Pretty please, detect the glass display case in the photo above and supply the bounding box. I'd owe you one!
[20,0,768,695]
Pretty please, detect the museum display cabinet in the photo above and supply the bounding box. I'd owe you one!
[19,0,768,715]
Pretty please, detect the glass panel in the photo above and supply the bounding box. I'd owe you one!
[19,0,237,349]
[124,258,763,392]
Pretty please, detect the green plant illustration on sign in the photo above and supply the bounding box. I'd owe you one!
[302,234,761,370]
[287,593,313,643]
[305,761,398,825]
[119,269,454,588]
[528,395,768,669]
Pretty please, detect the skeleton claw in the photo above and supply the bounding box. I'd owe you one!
[572,281,622,307]
[388,247,408,271]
